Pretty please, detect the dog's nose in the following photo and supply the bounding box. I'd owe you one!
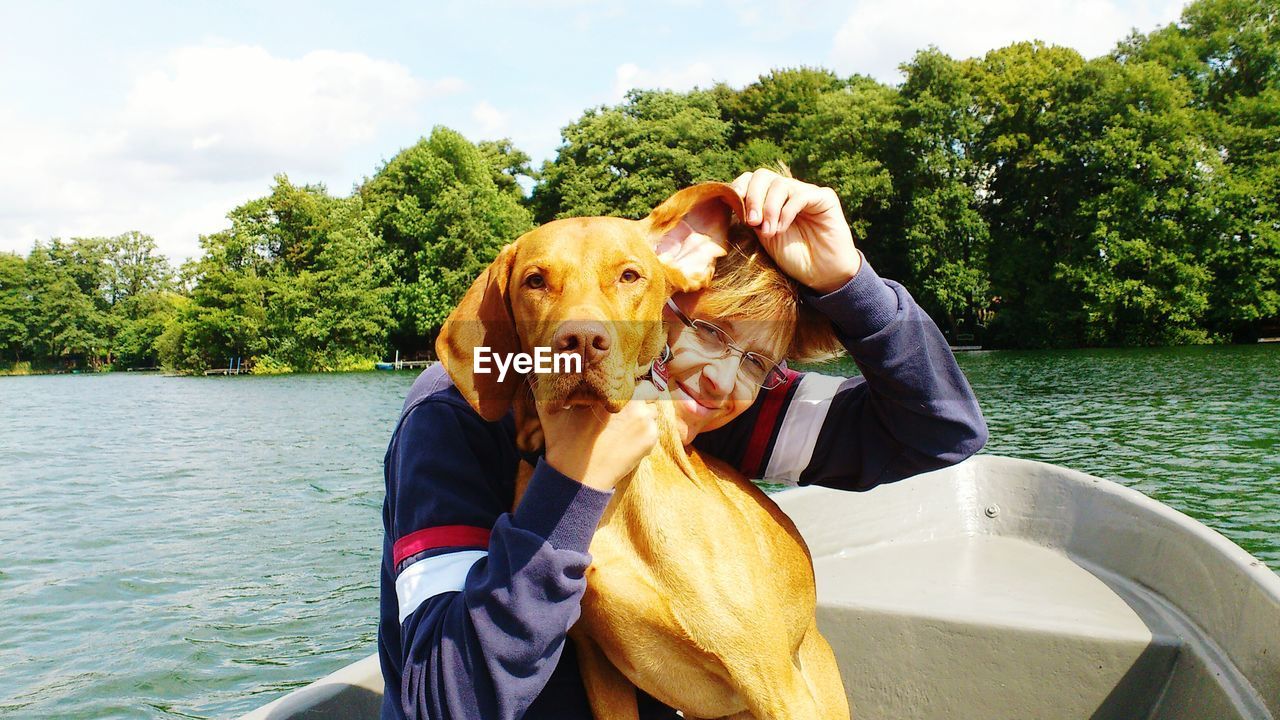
[554,320,611,366]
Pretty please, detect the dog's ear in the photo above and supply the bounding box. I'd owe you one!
[435,242,521,421]
[644,183,746,293]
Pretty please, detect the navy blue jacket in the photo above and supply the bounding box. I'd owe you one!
[378,258,988,719]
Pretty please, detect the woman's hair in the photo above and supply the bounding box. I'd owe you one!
[695,223,844,365]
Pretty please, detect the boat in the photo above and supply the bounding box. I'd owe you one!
[374,361,396,371]
[239,455,1280,720]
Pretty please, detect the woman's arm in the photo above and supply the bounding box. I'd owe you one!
[692,171,987,489]
[379,368,612,720]
[380,365,663,720]
[693,254,987,490]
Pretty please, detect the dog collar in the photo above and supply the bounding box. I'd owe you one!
[644,344,672,392]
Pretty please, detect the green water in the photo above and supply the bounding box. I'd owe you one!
[0,345,1276,718]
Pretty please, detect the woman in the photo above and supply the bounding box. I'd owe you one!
[378,170,988,720]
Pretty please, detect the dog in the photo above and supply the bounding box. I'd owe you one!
[436,183,850,720]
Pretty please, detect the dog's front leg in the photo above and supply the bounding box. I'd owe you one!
[571,632,640,720]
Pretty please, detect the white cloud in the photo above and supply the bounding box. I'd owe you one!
[0,45,452,262]
[830,0,1186,83]
[471,101,508,137]
[728,0,823,34]
[117,45,433,181]
[429,76,469,96]
[612,60,759,101]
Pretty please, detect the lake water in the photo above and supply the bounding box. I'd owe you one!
[0,344,1276,718]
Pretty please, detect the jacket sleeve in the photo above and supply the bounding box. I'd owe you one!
[693,253,988,491]
[380,395,611,720]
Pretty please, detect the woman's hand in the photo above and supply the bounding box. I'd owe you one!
[731,169,862,294]
[540,381,661,492]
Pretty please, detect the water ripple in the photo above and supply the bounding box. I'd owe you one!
[0,371,404,719]
[1,347,1277,718]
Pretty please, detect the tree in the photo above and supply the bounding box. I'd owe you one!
[975,44,1219,346]
[0,252,31,363]
[728,67,848,177]
[262,185,392,371]
[478,139,534,199]
[887,49,992,335]
[163,230,271,372]
[784,75,899,276]
[162,176,394,372]
[23,240,110,365]
[1117,0,1278,108]
[531,90,741,222]
[112,290,184,369]
[104,231,171,308]
[1117,0,1280,340]
[363,127,534,350]
[99,232,176,368]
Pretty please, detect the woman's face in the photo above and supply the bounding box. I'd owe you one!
[663,292,784,445]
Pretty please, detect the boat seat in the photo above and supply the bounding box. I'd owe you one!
[811,535,1182,720]
[773,455,1279,720]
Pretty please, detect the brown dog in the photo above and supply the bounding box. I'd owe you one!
[436,184,850,720]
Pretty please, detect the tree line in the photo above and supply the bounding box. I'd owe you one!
[1,0,1275,374]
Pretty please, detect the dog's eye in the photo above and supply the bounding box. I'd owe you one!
[620,269,641,283]
[525,273,546,289]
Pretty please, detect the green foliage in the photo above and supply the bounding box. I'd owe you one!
[161,176,393,373]
[531,90,740,222]
[112,290,185,368]
[164,226,270,371]
[884,50,991,332]
[726,67,847,176]
[103,232,177,368]
[1206,145,1280,339]
[23,239,111,366]
[0,233,177,369]
[477,139,534,198]
[793,76,900,261]
[1119,0,1278,108]
[968,42,1225,346]
[249,354,294,375]
[0,361,33,376]
[259,179,391,370]
[362,127,534,347]
[155,295,199,371]
[1118,0,1280,340]
[104,231,172,306]
[0,252,31,363]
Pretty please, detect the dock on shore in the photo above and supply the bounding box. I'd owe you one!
[376,358,435,371]
[379,351,435,371]
[205,357,247,375]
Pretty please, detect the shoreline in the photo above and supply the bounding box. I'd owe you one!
[5,342,1279,378]
[0,364,422,378]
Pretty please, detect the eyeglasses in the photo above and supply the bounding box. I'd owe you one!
[665,299,788,390]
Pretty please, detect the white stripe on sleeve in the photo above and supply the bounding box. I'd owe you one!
[396,550,488,622]
[762,372,844,484]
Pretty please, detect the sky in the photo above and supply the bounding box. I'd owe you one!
[0,0,1188,264]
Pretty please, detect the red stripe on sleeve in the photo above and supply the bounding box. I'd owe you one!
[394,525,492,567]
[739,370,799,479]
